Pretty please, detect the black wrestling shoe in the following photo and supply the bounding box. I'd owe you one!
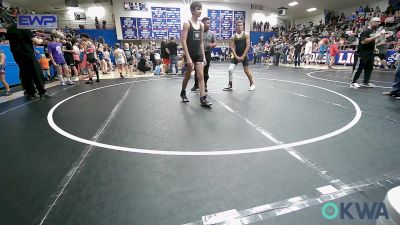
[85,78,94,84]
[200,96,212,106]
[223,86,233,91]
[39,92,54,99]
[180,91,189,102]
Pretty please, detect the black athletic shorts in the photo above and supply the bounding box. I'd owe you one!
[64,55,74,66]
[378,54,386,60]
[186,53,203,64]
[87,53,96,64]
[231,56,249,66]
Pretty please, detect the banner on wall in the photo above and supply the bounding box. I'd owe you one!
[17,14,58,29]
[166,7,181,39]
[124,2,148,11]
[220,10,233,40]
[234,11,246,30]
[152,19,167,39]
[208,9,221,39]
[120,17,137,39]
[137,18,152,39]
[151,7,166,18]
[167,18,181,39]
[296,50,398,66]
[151,7,167,39]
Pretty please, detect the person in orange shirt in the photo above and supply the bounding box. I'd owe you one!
[39,54,51,81]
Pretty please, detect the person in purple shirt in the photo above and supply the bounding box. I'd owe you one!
[46,34,74,86]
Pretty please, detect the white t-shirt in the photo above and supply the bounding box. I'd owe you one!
[113,48,126,65]
[305,41,313,55]
[104,51,110,60]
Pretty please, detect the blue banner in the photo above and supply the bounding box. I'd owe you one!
[137,18,152,39]
[166,7,180,19]
[122,28,137,39]
[167,18,181,39]
[220,10,233,40]
[152,18,167,39]
[234,11,246,30]
[166,7,181,39]
[151,7,166,18]
[208,9,220,40]
[120,17,137,29]
[120,17,137,39]
[17,14,58,29]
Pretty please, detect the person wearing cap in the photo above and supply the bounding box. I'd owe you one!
[350,17,384,88]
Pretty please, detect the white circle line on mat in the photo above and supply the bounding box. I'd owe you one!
[47,78,362,156]
[307,70,392,89]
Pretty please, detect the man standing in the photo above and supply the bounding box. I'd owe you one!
[350,17,384,88]
[191,17,216,92]
[375,27,389,70]
[6,22,51,99]
[273,40,283,66]
[304,37,313,65]
[166,37,179,74]
[223,20,255,91]
[160,36,169,73]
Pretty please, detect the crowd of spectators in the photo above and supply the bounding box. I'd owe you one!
[251,2,400,68]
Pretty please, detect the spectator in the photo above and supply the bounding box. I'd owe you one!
[376,27,389,70]
[160,36,169,73]
[318,39,328,64]
[38,54,51,81]
[166,37,178,74]
[6,22,51,100]
[294,39,303,67]
[113,43,126,78]
[304,37,313,65]
[138,54,151,73]
[0,48,11,96]
[95,17,100,29]
[328,38,340,69]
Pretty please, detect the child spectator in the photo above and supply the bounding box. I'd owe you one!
[328,39,340,69]
[39,54,51,80]
[154,60,162,75]
[0,48,11,96]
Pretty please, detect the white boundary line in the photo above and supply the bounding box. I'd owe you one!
[38,82,135,225]
[313,73,394,84]
[47,78,362,156]
[0,85,75,116]
[307,70,392,89]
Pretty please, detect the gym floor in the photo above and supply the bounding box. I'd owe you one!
[1,63,399,225]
